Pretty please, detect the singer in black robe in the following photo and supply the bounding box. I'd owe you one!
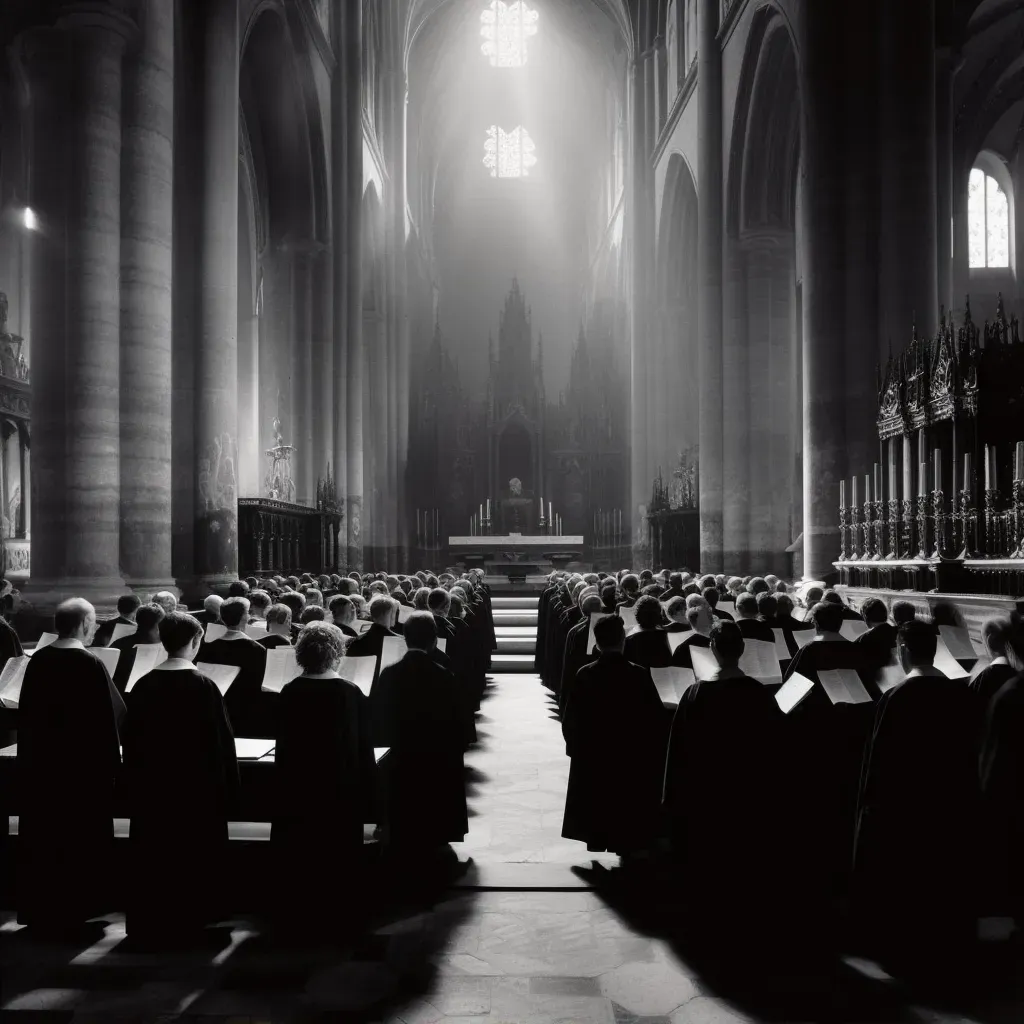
[198,633,269,738]
[373,621,467,848]
[121,663,239,939]
[17,644,122,931]
[561,618,667,854]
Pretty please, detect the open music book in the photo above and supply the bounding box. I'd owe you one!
[775,672,814,714]
[817,668,872,704]
[196,662,241,696]
[262,647,300,692]
[125,643,169,692]
[650,666,697,704]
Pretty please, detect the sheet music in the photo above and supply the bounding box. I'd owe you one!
[262,647,300,693]
[245,620,268,639]
[437,637,447,654]
[91,646,121,678]
[26,632,59,657]
[618,606,638,633]
[739,638,783,685]
[380,637,408,672]
[818,669,873,704]
[109,622,137,645]
[932,638,969,679]
[125,643,169,692]
[234,737,275,760]
[650,666,697,703]
[357,620,373,634]
[839,619,869,641]
[667,630,690,653]
[776,672,814,714]
[0,655,29,708]
[196,662,240,696]
[690,646,718,682]
[938,625,978,661]
[345,655,378,697]
[587,612,603,655]
[397,604,412,624]
[374,747,390,763]
[772,627,791,661]
[205,622,228,642]
[793,629,816,649]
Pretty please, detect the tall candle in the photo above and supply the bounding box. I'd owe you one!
[539,495,544,519]
[548,501,553,527]
[840,480,846,509]
[933,449,942,494]
[874,463,882,504]
[903,435,912,501]
[864,474,871,505]
[919,460,927,495]
[479,503,483,524]
[888,454,896,503]
[963,452,971,494]
[985,446,991,491]
[1016,441,1024,481]
[486,498,491,518]
[852,476,858,508]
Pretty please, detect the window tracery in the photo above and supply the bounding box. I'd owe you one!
[483,125,537,178]
[480,1,538,68]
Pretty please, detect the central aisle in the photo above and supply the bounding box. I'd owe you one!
[452,673,617,869]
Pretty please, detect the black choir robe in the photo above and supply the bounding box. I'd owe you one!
[736,618,775,645]
[970,659,1017,707]
[853,668,981,953]
[91,614,135,649]
[258,632,293,650]
[272,674,376,917]
[110,631,161,695]
[559,617,597,712]
[561,652,667,853]
[17,645,122,929]
[670,631,711,669]
[854,622,898,670]
[372,649,467,846]
[623,628,674,671]
[979,672,1024,920]
[0,616,23,745]
[535,585,558,674]
[198,634,270,738]
[120,666,239,936]
[712,606,734,622]
[663,669,785,925]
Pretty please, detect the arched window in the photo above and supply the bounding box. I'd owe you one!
[968,163,1010,269]
[483,125,536,178]
[480,1,538,68]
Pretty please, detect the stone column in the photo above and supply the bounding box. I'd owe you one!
[21,6,134,612]
[721,240,748,569]
[313,245,335,503]
[800,0,848,581]
[292,245,314,506]
[935,47,955,316]
[768,241,796,576]
[194,0,239,590]
[697,0,724,569]
[120,0,175,595]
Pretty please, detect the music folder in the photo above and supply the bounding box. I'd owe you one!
[125,643,169,692]
[0,655,29,708]
[345,655,378,697]
[817,668,873,705]
[775,672,814,714]
[650,666,697,704]
[262,647,300,692]
[196,662,241,696]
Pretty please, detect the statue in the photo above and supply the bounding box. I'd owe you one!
[265,416,296,502]
[509,476,522,497]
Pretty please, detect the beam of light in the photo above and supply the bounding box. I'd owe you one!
[22,207,37,231]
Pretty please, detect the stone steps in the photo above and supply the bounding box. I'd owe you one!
[489,595,539,672]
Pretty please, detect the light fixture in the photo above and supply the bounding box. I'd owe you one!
[22,207,37,231]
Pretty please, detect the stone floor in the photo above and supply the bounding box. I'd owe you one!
[2,674,1023,1023]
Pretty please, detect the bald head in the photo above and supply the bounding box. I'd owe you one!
[54,598,96,641]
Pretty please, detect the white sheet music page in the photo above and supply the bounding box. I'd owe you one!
[380,637,408,672]
[618,606,638,633]
[739,638,783,685]
[667,631,689,653]
[932,638,970,679]
[345,655,378,697]
[839,619,869,641]
[262,647,300,692]
[587,612,603,655]
[690,647,719,682]
[0,655,29,708]
[818,669,872,704]
[772,628,791,661]
[938,626,977,661]
[205,622,228,642]
[125,643,169,692]
[196,662,240,696]
[792,630,816,649]
[650,666,697,703]
[91,646,121,677]
[110,622,137,645]
[776,672,814,714]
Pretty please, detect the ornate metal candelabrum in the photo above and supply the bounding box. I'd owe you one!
[886,498,900,560]
[848,502,861,560]
[954,490,977,559]
[900,499,916,559]
[984,489,1001,556]
[871,499,885,560]
[838,503,850,561]
[931,490,946,557]
[1012,480,1024,557]
[916,494,931,559]
[861,500,875,560]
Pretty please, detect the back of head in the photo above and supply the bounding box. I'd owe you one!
[427,587,451,615]
[280,591,306,617]
[736,592,758,619]
[748,577,769,596]
[640,583,663,598]
[54,597,95,639]
[449,593,465,619]
[823,590,844,607]
[776,593,795,617]
[304,588,324,608]
[666,595,687,621]
[931,600,965,629]
[369,594,395,624]
[151,591,178,615]
[329,594,354,620]
[621,573,639,595]
[390,589,408,605]
[804,586,824,606]
[860,596,888,626]
[892,600,917,626]
[811,601,843,634]
[135,603,165,634]
[266,603,292,628]
[775,580,788,594]
[341,578,360,596]
[248,590,272,615]
[350,595,368,617]
[701,586,719,608]
[899,618,937,666]
[117,594,142,618]
[404,610,438,652]
[413,587,431,610]
[220,596,250,630]
[683,582,701,597]
[634,594,663,630]
[594,613,625,651]
[686,600,710,630]
[669,572,683,590]
[159,610,203,654]
[981,616,1011,658]
[204,593,223,617]
[300,605,327,624]
[295,620,346,674]
[580,594,604,616]
[583,573,599,586]
[710,620,744,664]
[228,579,250,597]
[756,593,778,620]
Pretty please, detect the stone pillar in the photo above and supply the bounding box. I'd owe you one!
[313,246,335,504]
[334,0,363,569]
[292,246,314,506]
[120,0,175,595]
[697,0,724,569]
[721,240,748,569]
[21,6,134,612]
[800,1,848,581]
[194,0,239,590]
[935,47,955,316]
[768,241,796,576]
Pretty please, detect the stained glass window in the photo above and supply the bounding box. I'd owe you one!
[480,1,539,68]
[968,166,1010,268]
[483,125,537,178]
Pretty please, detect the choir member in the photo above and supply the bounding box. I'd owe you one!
[228,579,250,598]
[782,600,873,684]
[198,596,269,737]
[623,595,673,669]
[616,574,640,609]
[853,620,981,970]
[663,596,691,633]
[891,599,917,627]
[372,612,468,852]
[970,616,1019,706]
[17,599,122,934]
[91,593,141,648]
[427,588,457,643]
[671,600,715,668]
[111,602,165,694]
[734,593,775,644]
[259,603,294,649]
[120,611,238,942]
[151,591,179,616]
[662,620,784,940]
[702,586,733,621]
[279,591,306,641]
[854,596,897,670]
[755,592,783,631]
[345,595,399,660]
[559,593,604,710]
[248,588,272,623]
[775,592,812,640]
[329,594,359,637]
[193,593,223,627]
[663,572,685,603]
[272,621,376,930]
[561,614,666,857]
[299,605,327,625]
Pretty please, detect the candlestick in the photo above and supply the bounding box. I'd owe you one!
[919,461,927,495]
[933,449,942,496]
[486,498,491,518]
[888,457,896,505]
[903,435,912,502]
[874,463,882,504]
[1016,441,1024,482]
[840,480,846,509]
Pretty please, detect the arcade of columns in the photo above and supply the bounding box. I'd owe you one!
[7,0,413,611]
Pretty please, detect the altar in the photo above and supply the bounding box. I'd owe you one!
[448,534,584,575]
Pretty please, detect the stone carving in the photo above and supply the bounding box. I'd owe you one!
[199,433,238,513]
[0,292,29,383]
[5,486,19,538]
[509,476,522,497]
[264,416,296,503]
